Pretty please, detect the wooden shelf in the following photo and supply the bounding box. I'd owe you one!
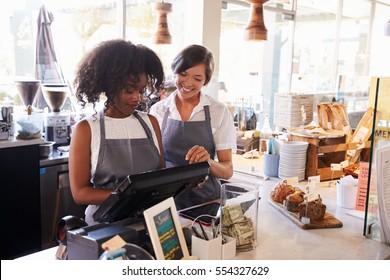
[288,133,370,181]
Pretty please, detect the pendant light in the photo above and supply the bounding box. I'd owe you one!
[152,1,172,44]
[245,0,268,41]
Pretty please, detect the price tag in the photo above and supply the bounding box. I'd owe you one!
[286,177,299,186]
[308,175,320,189]
[340,160,349,168]
[331,163,342,171]
[346,149,356,157]
[305,192,319,202]
[356,141,365,150]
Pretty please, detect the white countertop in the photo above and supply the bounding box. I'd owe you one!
[0,135,45,149]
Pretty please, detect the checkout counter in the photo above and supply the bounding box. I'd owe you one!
[51,161,211,260]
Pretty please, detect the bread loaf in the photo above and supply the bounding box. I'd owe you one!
[270,180,295,203]
[298,195,326,221]
[285,191,305,212]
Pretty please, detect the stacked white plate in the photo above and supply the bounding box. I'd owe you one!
[278,141,309,181]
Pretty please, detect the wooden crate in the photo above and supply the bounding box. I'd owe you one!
[288,133,370,181]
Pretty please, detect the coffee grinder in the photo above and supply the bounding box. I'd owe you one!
[14,79,41,110]
[41,84,70,146]
[14,79,45,134]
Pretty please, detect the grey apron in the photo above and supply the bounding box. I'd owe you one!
[86,111,161,224]
[161,105,221,210]
[94,111,162,188]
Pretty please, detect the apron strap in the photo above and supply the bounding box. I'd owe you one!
[162,107,170,132]
[204,105,211,121]
[99,111,106,142]
[133,111,154,141]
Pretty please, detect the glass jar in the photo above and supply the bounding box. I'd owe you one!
[221,182,260,251]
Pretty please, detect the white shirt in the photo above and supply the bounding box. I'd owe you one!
[85,111,160,177]
[149,90,237,151]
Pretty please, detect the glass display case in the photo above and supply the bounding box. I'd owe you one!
[364,76,390,245]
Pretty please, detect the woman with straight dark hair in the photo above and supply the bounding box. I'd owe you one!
[150,44,236,210]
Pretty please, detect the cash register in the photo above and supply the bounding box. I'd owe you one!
[64,161,210,260]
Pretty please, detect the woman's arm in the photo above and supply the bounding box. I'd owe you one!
[185,146,233,180]
[69,119,112,205]
[209,149,233,179]
[184,104,235,180]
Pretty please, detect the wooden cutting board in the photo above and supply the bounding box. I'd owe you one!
[268,199,343,230]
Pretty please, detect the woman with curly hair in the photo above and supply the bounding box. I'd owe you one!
[69,39,165,225]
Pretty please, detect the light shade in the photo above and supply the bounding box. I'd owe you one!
[152,2,172,44]
[245,0,268,41]
[385,20,390,37]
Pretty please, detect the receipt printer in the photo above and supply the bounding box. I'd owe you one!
[67,223,139,260]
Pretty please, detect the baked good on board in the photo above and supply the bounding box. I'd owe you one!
[270,180,295,203]
[285,190,305,212]
[298,195,326,221]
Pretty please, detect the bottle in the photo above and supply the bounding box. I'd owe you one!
[260,113,272,139]
[8,112,14,136]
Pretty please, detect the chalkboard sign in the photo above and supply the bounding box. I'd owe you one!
[143,197,190,260]
[153,208,184,260]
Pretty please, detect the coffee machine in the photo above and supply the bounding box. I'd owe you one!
[41,84,70,146]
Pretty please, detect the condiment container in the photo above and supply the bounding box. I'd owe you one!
[39,141,55,158]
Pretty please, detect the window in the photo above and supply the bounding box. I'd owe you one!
[1,0,390,115]
[0,0,186,112]
[291,0,338,94]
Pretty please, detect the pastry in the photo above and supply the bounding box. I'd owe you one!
[343,165,359,178]
[285,191,305,212]
[270,180,295,203]
[298,195,326,221]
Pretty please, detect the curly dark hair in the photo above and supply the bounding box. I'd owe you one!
[73,39,164,110]
[171,44,214,85]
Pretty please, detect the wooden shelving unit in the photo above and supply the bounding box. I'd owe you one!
[288,133,370,181]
